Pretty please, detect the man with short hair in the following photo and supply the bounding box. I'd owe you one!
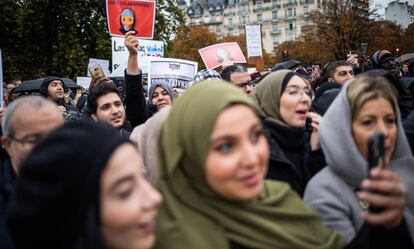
[0,96,64,248]
[401,62,409,77]
[87,82,130,138]
[220,64,253,95]
[326,60,354,85]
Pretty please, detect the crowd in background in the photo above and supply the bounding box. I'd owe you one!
[0,31,414,249]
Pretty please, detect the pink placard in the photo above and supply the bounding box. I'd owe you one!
[198,42,247,70]
[106,0,155,39]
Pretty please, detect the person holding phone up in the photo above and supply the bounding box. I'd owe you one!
[304,75,414,248]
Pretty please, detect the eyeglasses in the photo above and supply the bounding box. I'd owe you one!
[9,134,46,147]
[235,81,254,89]
[285,86,314,99]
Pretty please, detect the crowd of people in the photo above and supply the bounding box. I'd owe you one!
[0,30,414,249]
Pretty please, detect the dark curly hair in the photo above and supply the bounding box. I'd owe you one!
[87,82,122,115]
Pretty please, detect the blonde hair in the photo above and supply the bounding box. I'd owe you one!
[347,75,398,121]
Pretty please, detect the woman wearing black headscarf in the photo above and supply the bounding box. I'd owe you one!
[252,70,325,196]
[7,121,162,249]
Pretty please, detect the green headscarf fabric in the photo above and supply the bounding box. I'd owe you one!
[155,81,346,249]
[252,69,293,126]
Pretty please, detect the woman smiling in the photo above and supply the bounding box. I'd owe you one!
[155,81,345,249]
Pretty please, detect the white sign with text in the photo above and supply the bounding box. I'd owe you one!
[245,25,263,58]
[111,37,164,76]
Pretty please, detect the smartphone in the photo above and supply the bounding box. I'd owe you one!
[367,132,385,213]
[88,64,105,80]
[367,132,385,171]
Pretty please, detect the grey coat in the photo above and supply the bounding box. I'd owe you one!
[304,79,414,243]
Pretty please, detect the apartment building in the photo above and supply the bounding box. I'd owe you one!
[385,1,414,28]
[177,0,322,54]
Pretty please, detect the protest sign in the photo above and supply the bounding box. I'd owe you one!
[111,36,164,76]
[76,77,92,89]
[148,58,197,93]
[106,0,155,39]
[245,25,263,58]
[0,49,3,109]
[198,42,246,70]
[87,58,110,77]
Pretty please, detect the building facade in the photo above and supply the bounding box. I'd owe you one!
[385,1,414,29]
[177,0,322,54]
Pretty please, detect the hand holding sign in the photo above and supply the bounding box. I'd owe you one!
[124,31,139,55]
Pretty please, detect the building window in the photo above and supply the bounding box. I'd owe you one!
[256,1,263,10]
[294,8,296,16]
[240,5,247,14]
[273,24,279,32]
[304,6,309,15]
[229,18,233,25]
[229,28,234,36]
[241,16,247,24]
[257,14,262,23]
[272,11,278,20]
[273,35,279,45]
[217,25,221,34]
[287,8,293,17]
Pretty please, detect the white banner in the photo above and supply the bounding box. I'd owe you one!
[148,58,198,93]
[76,77,92,89]
[87,58,110,77]
[111,37,164,76]
[0,49,3,109]
[245,25,263,58]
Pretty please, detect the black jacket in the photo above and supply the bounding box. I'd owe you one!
[313,82,342,116]
[0,149,15,249]
[264,120,325,197]
[403,110,414,155]
[124,70,156,128]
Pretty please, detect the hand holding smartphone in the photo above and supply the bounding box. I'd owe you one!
[88,64,105,80]
[366,132,386,213]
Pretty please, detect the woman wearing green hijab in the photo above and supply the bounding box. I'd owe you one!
[155,81,346,249]
[252,70,324,196]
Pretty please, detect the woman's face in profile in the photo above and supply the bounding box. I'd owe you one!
[100,143,162,249]
[279,75,312,128]
[205,104,269,201]
[352,97,397,165]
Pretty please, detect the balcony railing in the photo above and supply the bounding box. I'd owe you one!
[283,0,298,7]
[285,27,297,31]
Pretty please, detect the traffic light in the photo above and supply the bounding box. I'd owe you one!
[395,48,401,57]
[282,49,289,61]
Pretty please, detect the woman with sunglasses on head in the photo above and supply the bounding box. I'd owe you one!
[304,75,414,248]
[155,81,346,249]
[252,70,324,196]
[7,121,162,249]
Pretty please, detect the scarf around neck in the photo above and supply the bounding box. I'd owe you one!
[155,81,345,249]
